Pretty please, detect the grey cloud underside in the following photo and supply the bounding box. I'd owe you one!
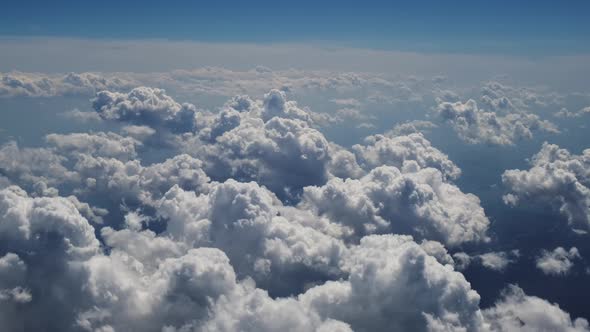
[1,86,588,331]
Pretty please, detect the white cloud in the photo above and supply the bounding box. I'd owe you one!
[92,87,198,133]
[299,234,486,331]
[390,120,438,136]
[0,71,136,97]
[155,180,347,294]
[555,106,590,118]
[502,143,590,231]
[60,108,103,123]
[352,132,461,180]
[300,165,489,246]
[436,99,558,145]
[478,250,520,272]
[45,132,141,161]
[536,247,581,276]
[483,285,590,332]
[453,250,520,272]
[0,142,79,189]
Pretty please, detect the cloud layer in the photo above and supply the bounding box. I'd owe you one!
[0,85,588,331]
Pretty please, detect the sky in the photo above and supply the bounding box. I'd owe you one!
[1,0,590,54]
[1,2,590,332]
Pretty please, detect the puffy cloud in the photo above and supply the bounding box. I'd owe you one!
[0,142,79,190]
[502,143,590,231]
[0,139,210,219]
[436,99,558,145]
[0,181,583,331]
[202,280,353,332]
[0,253,30,304]
[155,180,347,295]
[59,108,103,123]
[555,106,590,118]
[300,234,486,331]
[418,239,455,266]
[182,96,342,199]
[0,182,346,331]
[92,87,198,133]
[0,186,99,258]
[300,165,489,246]
[0,185,103,330]
[261,89,313,123]
[479,81,561,113]
[352,132,461,180]
[453,250,520,272]
[390,120,438,136]
[453,252,473,271]
[72,153,210,207]
[45,132,141,161]
[121,125,157,141]
[536,247,581,276]
[78,247,239,331]
[483,285,590,332]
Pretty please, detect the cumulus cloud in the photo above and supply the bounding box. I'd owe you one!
[45,132,141,161]
[72,153,210,207]
[92,87,199,133]
[352,132,461,180]
[0,141,79,189]
[479,81,562,113]
[300,165,489,246]
[178,89,355,200]
[502,143,590,231]
[536,247,581,276]
[436,99,558,145]
[555,106,590,118]
[300,234,486,331]
[59,108,103,123]
[453,250,520,272]
[155,180,347,295]
[390,120,438,136]
[483,285,590,332]
[0,138,210,225]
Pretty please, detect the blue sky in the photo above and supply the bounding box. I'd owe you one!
[1,0,590,54]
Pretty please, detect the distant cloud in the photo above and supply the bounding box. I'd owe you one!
[352,132,461,180]
[92,87,198,133]
[436,99,558,145]
[390,120,438,136]
[0,71,136,97]
[59,108,103,123]
[555,106,590,118]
